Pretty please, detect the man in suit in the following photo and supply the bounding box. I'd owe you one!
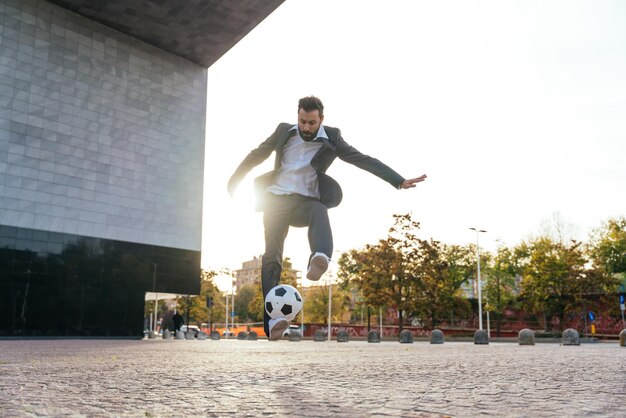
[227,96,427,340]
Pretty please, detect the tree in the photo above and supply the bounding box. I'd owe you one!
[177,269,224,328]
[407,240,472,328]
[440,243,474,325]
[303,283,348,324]
[515,237,616,332]
[248,288,265,323]
[538,211,579,244]
[588,217,626,282]
[337,239,402,331]
[279,257,298,287]
[482,245,518,336]
[338,250,374,329]
[338,214,423,333]
[234,284,257,322]
[338,213,472,331]
[386,213,422,332]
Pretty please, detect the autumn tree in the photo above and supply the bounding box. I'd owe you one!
[439,243,473,325]
[386,214,422,332]
[482,246,519,336]
[338,213,473,331]
[337,250,374,329]
[407,240,473,328]
[303,283,349,324]
[337,237,404,330]
[338,214,424,332]
[515,237,615,332]
[234,284,257,322]
[177,269,224,329]
[588,217,626,285]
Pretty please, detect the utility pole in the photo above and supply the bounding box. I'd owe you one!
[470,228,487,330]
[327,275,332,341]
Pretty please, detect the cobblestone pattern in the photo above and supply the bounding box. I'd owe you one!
[1,339,625,417]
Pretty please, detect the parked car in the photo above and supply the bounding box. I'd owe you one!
[180,325,200,337]
[283,325,302,337]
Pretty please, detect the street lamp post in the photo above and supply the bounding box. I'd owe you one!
[297,272,304,338]
[327,273,332,342]
[220,268,232,337]
[231,278,235,332]
[225,293,229,336]
[470,228,487,331]
[326,251,344,341]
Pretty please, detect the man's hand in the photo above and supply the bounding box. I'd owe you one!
[399,174,427,189]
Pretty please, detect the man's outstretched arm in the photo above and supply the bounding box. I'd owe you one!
[227,124,290,197]
[399,174,427,189]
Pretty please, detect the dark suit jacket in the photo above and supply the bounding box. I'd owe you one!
[227,123,405,211]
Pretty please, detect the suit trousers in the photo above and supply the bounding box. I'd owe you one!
[261,193,333,336]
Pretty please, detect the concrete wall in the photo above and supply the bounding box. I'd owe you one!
[0,0,206,251]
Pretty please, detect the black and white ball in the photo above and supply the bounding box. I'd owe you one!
[265,284,303,321]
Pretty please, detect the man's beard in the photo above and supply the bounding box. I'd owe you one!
[299,129,315,141]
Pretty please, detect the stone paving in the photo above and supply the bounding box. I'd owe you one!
[1,338,625,417]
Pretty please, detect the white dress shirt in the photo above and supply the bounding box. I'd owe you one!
[266,125,328,198]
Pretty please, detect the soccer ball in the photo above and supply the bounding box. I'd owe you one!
[265,284,303,322]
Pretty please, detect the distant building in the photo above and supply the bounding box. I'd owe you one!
[234,256,263,289]
[234,256,300,289]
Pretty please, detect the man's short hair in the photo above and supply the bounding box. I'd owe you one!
[298,96,324,116]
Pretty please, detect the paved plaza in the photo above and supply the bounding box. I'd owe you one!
[1,337,625,417]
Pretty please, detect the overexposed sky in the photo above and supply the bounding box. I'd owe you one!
[202,0,626,290]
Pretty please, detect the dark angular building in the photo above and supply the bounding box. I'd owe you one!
[0,0,284,337]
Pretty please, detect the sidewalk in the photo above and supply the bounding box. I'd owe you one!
[1,338,625,417]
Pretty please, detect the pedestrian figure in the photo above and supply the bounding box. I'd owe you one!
[172,311,184,332]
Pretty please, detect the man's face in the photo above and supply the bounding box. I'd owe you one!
[297,109,324,142]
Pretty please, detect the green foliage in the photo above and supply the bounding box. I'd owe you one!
[588,217,626,279]
[337,212,624,331]
[406,239,473,327]
[280,258,298,287]
[483,245,519,314]
[177,269,224,326]
[515,237,618,331]
[208,215,626,331]
[338,213,474,328]
[248,288,265,322]
[303,284,349,324]
[234,284,258,321]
